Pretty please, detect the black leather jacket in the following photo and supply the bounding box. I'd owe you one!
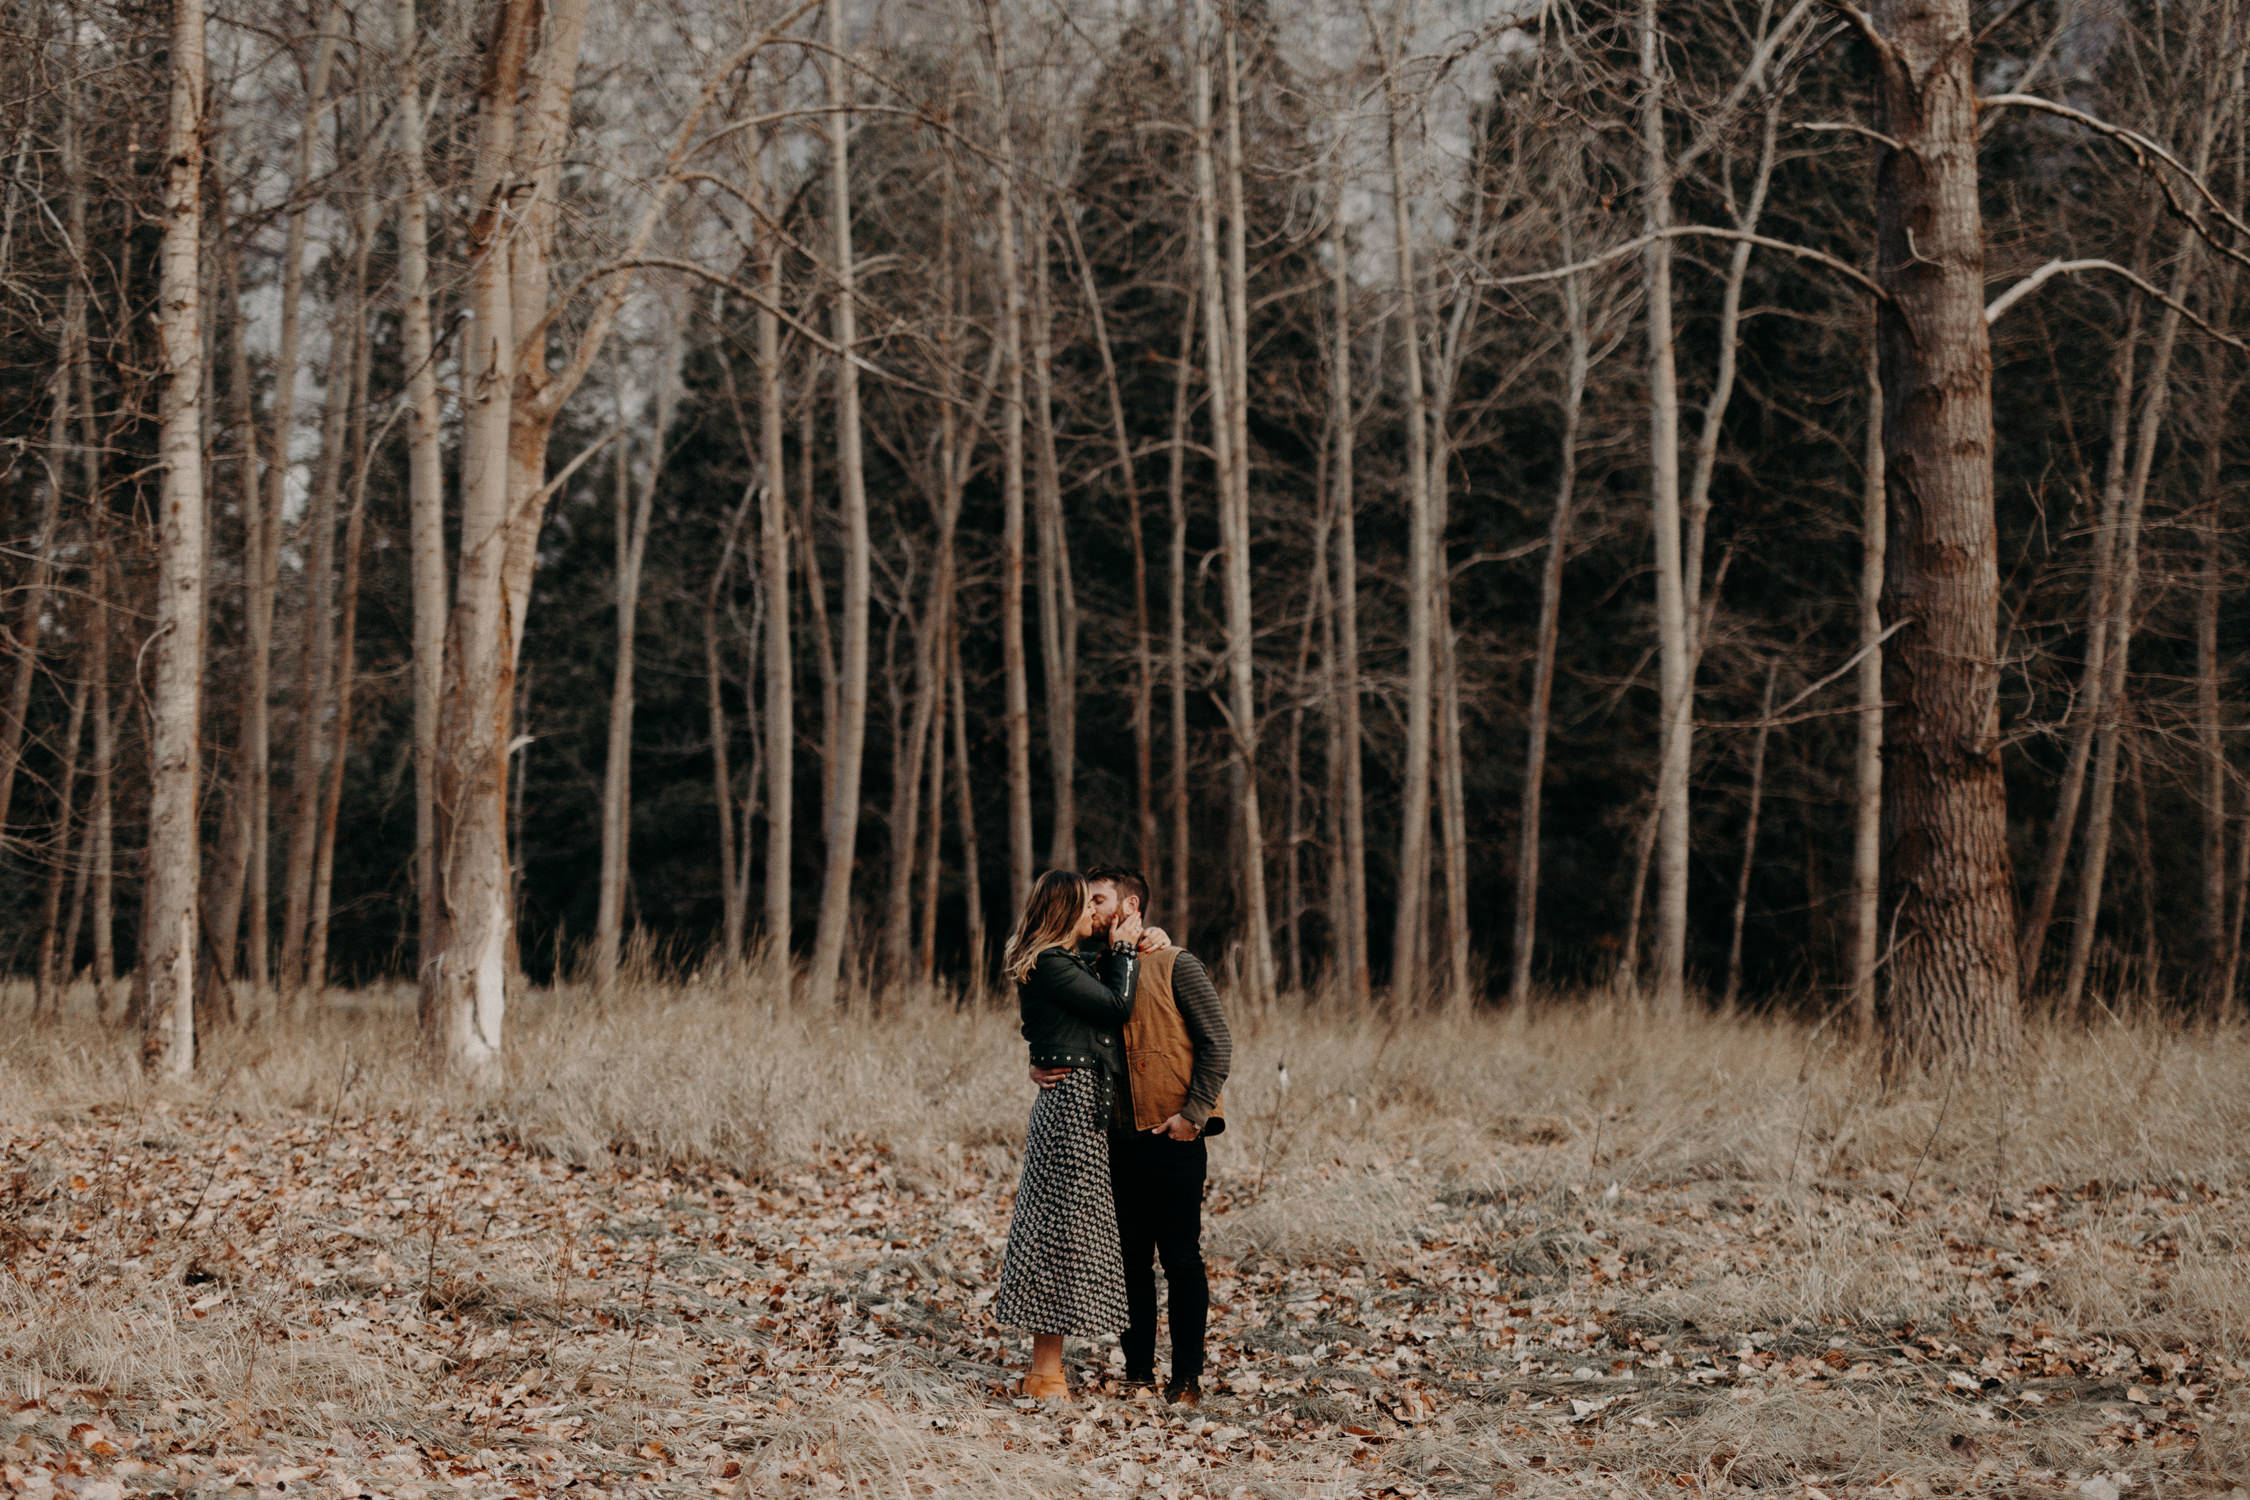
[1018,943,1139,1073]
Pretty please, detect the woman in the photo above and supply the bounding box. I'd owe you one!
[991,869,1143,1402]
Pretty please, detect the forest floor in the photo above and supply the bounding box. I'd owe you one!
[3,979,2247,1500]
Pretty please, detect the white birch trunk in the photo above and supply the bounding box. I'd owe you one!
[142,0,206,1076]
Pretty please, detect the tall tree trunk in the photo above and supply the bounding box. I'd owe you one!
[1870,0,2022,1071]
[1512,269,1588,1009]
[396,0,449,1030]
[309,281,374,1001]
[280,255,359,1000]
[1327,165,1370,1007]
[1640,0,1692,1013]
[595,332,679,992]
[1850,322,1886,1036]
[1031,232,1078,872]
[1215,2,1274,1002]
[34,662,90,1018]
[1062,214,1156,875]
[948,619,986,984]
[201,218,256,999]
[2018,325,2137,988]
[141,0,207,1077]
[2196,405,2230,1009]
[0,379,64,857]
[985,0,1035,912]
[431,0,537,1072]
[2059,167,2208,1016]
[804,0,871,1012]
[757,104,793,984]
[1721,663,1778,1011]
[1373,16,1434,1008]
[1166,291,1196,944]
[66,82,114,1015]
[89,529,117,1012]
[245,1,347,1001]
[917,611,948,985]
[705,486,755,965]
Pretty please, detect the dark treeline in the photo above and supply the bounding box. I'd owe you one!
[2,0,2247,1070]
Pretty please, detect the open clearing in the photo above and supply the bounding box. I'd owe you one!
[4,985,2247,1498]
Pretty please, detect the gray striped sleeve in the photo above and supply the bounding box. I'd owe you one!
[1171,952,1232,1127]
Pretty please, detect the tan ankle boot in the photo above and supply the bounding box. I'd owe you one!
[1017,1370,1070,1404]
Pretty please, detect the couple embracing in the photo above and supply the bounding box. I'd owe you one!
[992,864,1232,1406]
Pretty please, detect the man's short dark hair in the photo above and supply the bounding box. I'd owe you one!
[1086,864,1151,918]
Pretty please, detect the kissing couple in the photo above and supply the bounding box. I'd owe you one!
[990,865,1232,1406]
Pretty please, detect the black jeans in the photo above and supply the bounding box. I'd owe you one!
[1110,1130,1209,1382]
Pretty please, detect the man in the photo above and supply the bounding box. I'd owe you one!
[1033,864,1231,1405]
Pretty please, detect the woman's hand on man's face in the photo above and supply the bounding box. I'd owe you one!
[1111,909,1144,949]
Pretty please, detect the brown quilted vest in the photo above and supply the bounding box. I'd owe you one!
[1119,947,1224,1132]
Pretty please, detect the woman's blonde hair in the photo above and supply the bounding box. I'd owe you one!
[1002,869,1088,985]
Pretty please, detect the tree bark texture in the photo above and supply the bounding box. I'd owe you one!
[141,0,207,1077]
[1870,0,2022,1071]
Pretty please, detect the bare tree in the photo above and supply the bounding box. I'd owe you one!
[141,0,208,1076]
[803,0,873,1012]
[595,323,682,992]
[1369,0,1434,1007]
[1850,322,1885,1034]
[1327,158,1371,1007]
[394,0,448,1025]
[985,0,1035,915]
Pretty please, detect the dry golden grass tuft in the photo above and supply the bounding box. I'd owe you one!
[3,975,2247,1497]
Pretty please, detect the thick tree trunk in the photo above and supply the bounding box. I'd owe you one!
[1850,325,1886,1036]
[1512,270,1588,1009]
[395,0,448,1029]
[430,0,539,1074]
[1870,0,2021,1071]
[804,0,872,1012]
[141,0,207,1077]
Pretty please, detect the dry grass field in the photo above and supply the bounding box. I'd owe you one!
[3,976,2247,1499]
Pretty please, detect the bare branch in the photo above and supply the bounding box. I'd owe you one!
[1479,225,1888,303]
[1984,257,2250,350]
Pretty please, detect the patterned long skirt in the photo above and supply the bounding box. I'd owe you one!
[991,1067,1129,1336]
